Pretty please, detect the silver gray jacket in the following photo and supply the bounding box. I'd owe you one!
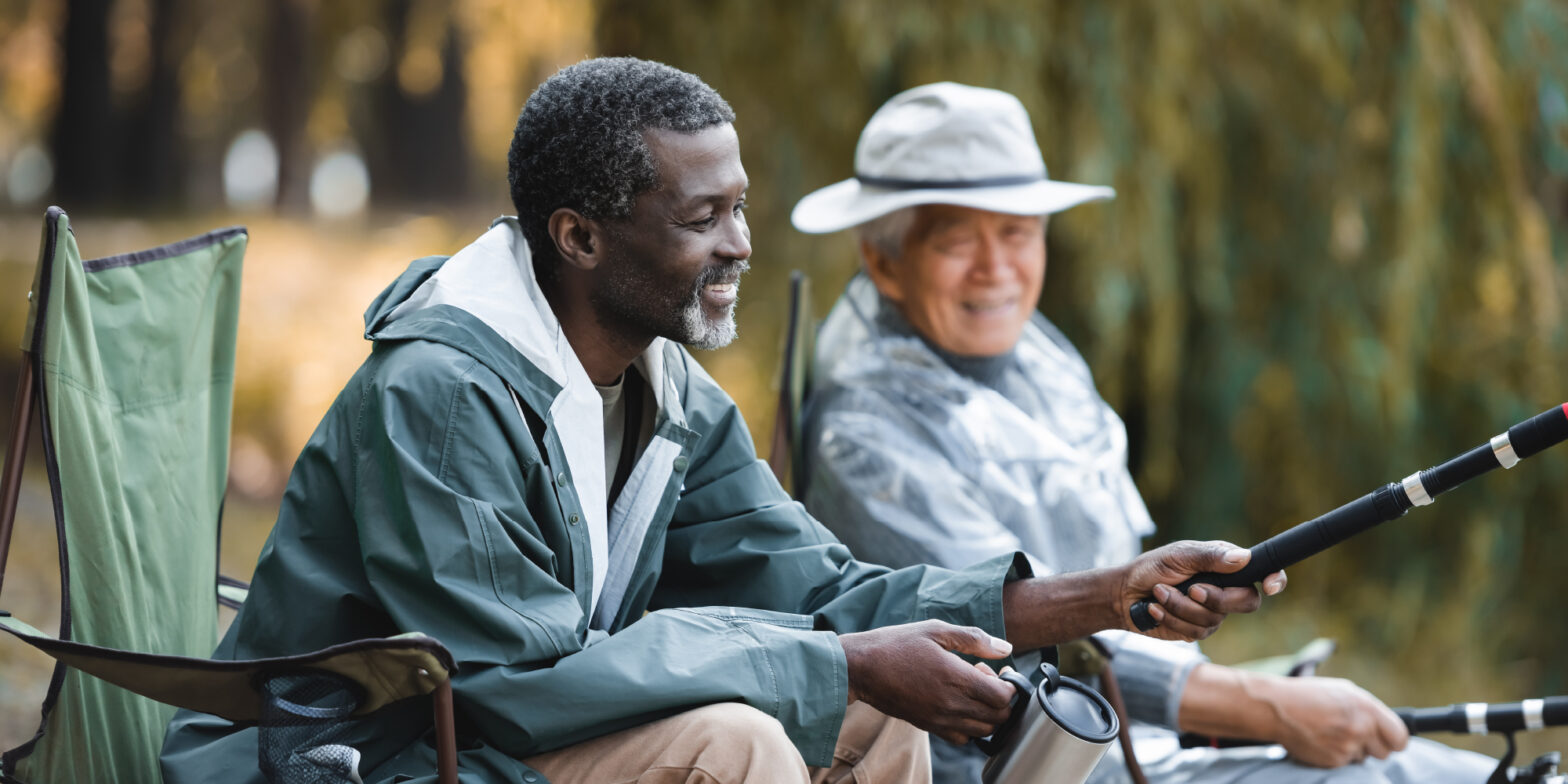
[802,273,1202,731]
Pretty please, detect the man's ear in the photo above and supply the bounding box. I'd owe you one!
[860,239,905,304]
[549,208,603,271]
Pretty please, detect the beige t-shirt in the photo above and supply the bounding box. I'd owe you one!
[594,367,656,510]
[596,374,629,494]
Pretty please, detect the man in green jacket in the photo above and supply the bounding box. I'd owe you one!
[161,57,1281,784]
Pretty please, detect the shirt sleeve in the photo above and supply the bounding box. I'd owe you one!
[1093,631,1208,729]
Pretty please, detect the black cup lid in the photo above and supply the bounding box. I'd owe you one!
[1036,668,1118,743]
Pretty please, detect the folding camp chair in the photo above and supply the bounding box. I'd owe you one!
[766,271,813,496]
[0,207,457,784]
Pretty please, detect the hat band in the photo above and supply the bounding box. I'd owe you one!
[854,172,1044,190]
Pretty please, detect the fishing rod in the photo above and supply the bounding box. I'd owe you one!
[1400,696,1568,737]
[1180,696,1568,784]
[1129,403,1568,632]
[1181,695,1568,747]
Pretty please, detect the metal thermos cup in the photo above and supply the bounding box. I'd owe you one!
[977,663,1119,784]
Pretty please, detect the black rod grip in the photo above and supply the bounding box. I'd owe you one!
[1127,403,1568,632]
[1128,484,1410,629]
[1399,705,1471,734]
[1232,482,1411,585]
[1509,404,1568,460]
[1419,444,1502,499]
[1396,696,1568,735]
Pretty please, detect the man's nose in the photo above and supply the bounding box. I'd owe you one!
[970,234,1008,280]
[720,215,752,261]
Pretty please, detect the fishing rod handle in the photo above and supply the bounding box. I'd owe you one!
[1129,403,1568,632]
[1398,696,1568,736]
[1127,482,1410,630]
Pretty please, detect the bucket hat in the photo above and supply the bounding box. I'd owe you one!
[791,82,1114,233]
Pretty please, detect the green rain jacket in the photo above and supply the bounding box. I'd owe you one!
[161,218,1026,783]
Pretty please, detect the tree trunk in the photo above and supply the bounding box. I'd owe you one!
[119,0,189,211]
[265,0,312,211]
[362,0,469,207]
[49,0,116,209]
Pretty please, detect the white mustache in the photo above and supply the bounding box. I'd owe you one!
[697,259,750,289]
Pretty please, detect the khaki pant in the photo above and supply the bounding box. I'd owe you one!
[523,701,931,783]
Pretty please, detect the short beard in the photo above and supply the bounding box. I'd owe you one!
[681,260,747,350]
[592,257,749,351]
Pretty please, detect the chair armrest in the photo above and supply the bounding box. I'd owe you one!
[0,612,453,722]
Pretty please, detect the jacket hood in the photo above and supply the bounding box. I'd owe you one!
[363,217,677,411]
[367,216,582,388]
[362,217,683,619]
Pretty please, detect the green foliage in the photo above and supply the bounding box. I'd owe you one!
[598,0,1568,700]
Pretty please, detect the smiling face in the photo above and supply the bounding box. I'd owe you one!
[864,204,1046,357]
[592,124,752,351]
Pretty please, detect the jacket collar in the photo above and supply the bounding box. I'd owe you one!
[364,217,684,426]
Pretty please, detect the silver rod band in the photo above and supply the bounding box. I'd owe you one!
[1402,472,1434,507]
[1524,699,1546,731]
[1466,702,1489,734]
[1492,433,1520,469]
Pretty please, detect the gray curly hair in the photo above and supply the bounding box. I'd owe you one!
[507,57,735,277]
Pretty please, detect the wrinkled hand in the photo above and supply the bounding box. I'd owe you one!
[840,620,1016,745]
[1119,540,1286,641]
[1269,676,1409,767]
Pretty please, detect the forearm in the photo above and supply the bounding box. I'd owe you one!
[1176,664,1412,767]
[1001,568,1123,651]
[1175,663,1282,739]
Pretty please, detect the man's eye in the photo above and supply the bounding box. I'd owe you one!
[934,236,976,254]
[732,199,747,216]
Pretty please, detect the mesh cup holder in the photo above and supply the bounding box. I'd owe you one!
[257,670,368,784]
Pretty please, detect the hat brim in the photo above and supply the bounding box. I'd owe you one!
[790,177,1115,234]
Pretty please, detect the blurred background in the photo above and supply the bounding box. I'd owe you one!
[2,0,1566,764]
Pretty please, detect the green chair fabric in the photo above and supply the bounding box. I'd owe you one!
[2,207,244,783]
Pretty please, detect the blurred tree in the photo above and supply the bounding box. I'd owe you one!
[362,0,470,207]
[264,0,311,210]
[50,0,114,208]
[51,0,190,210]
[118,0,188,207]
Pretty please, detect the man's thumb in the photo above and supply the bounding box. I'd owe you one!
[933,622,1013,659]
[1189,540,1251,574]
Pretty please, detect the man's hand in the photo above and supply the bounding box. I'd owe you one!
[1001,540,1285,651]
[1180,665,1409,768]
[839,620,1016,745]
[1118,540,1287,641]
[1269,676,1410,767]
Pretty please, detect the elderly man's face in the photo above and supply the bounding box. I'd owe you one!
[866,204,1046,357]
[592,124,752,350]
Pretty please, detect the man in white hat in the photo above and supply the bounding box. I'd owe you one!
[794,82,1498,784]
